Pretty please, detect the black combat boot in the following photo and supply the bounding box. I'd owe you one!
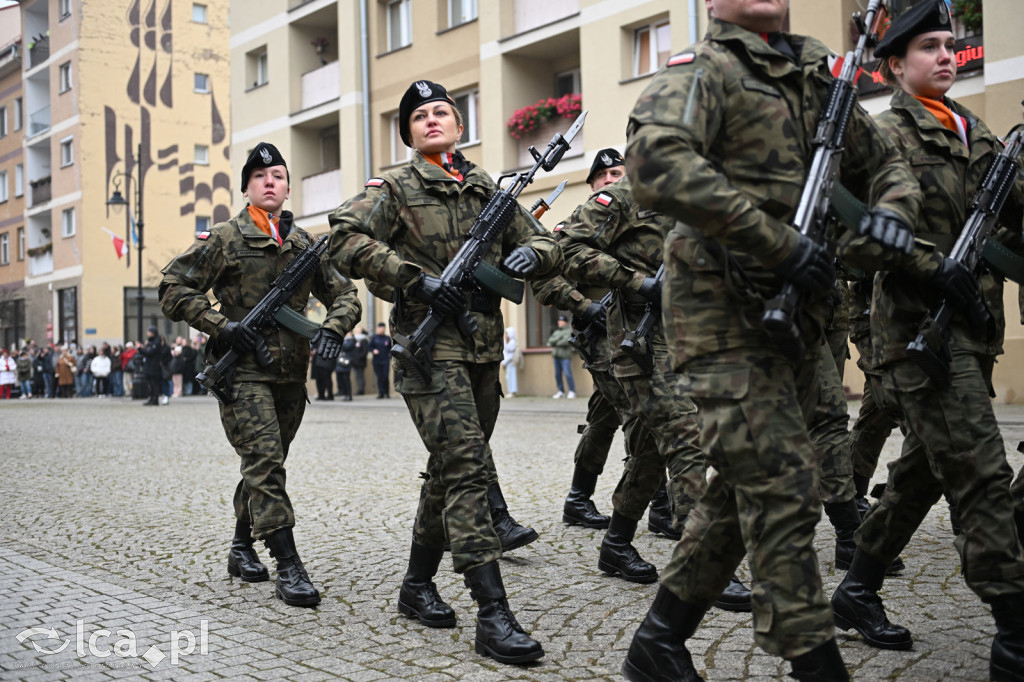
[263,527,321,607]
[598,512,658,583]
[563,466,610,529]
[464,562,544,665]
[853,473,871,517]
[830,549,912,650]
[397,541,456,628]
[622,585,707,682]
[713,574,752,613]
[826,499,905,575]
[226,518,269,582]
[787,638,850,681]
[989,593,1024,682]
[488,483,538,552]
[647,482,682,540]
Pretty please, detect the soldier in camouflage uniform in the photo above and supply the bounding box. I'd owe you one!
[830,5,1024,678]
[619,0,924,678]
[327,80,560,665]
[160,142,361,607]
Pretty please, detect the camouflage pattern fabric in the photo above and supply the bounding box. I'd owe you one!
[400,361,503,573]
[572,379,618,477]
[222,382,306,539]
[806,337,855,505]
[857,351,1024,596]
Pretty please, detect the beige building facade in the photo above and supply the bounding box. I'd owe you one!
[229,0,1024,399]
[0,0,232,349]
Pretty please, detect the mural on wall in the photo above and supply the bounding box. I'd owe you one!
[103,0,232,271]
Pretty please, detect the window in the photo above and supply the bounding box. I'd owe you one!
[1,298,26,350]
[194,144,209,165]
[0,170,7,202]
[61,207,75,237]
[555,69,581,98]
[0,234,7,265]
[60,62,72,92]
[448,0,477,28]
[195,216,211,235]
[59,0,71,18]
[60,136,74,166]
[452,89,480,145]
[386,0,412,51]
[17,227,24,260]
[247,47,268,88]
[389,113,412,165]
[0,106,6,137]
[13,97,22,131]
[633,20,671,77]
[14,164,22,197]
[194,73,210,93]
[192,3,207,23]
[58,287,77,346]
[320,127,340,170]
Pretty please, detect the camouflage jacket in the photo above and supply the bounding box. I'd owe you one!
[159,207,361,383]
[871,90,1024,365]
[625,18,925,367]
[557,177,676,377]
[327,152,561,363]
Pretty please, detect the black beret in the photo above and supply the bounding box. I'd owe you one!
[586,148,625,185]
[874,0,953,59]
[399,80,456,148]
[241,142,287,193]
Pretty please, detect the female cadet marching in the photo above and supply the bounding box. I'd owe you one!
[327,80,561,665]
[829,4,1024,680]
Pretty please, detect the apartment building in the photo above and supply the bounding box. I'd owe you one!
[231,0,1024,398]
[0,4,26,350]
[0,0,231,349]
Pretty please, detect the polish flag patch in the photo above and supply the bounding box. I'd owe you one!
[365,178,385,187]
[667,52,696,67]
[595,193,613,207]
[197,231,211,240]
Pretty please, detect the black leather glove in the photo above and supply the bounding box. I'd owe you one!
[312,328,344,360]
[503,246,541,276]
[931,257,977,311]
[407,273,463,316]
[636,276,662,303]
[219,321,258,353]
[858,208,915,255]
[573,301,606,331]
[770,235,836,291]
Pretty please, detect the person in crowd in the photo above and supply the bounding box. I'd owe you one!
[368,322,392,399]
[90,344,112,397]
[192,336,207,395]
[311,344,336,400]
[16,348,33,399]
[546,315,576,399]
[109,345,124,397]
[501,327,519,397]
[351,326,369,395]
[0,348,17,399]
[138,328,166,406]
[78,346,96,398]
[57,346,76,398]
[336,331,355,401]
[121,341,137,396]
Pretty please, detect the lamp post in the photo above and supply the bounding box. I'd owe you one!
[106,143,145,344]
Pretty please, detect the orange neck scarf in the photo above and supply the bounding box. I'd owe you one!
[247,205,282,245]
[914,95,969,148]
[422,152,463,182]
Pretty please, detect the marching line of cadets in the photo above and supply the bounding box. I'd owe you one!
[158,0,1024,679]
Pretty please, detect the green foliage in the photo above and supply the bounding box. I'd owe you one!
[952,0,983,33]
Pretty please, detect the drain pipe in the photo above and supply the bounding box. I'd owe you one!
[689,0,699,44]
[359,0,375,329]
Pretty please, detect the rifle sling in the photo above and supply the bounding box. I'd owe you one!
[981,239,1024,284]
[474,260,525,304]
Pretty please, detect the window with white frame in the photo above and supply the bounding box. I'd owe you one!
[194,73,210,93]
[17,227,24,260]
[194,144,209,165]
[60,137,74,166]
[13,97,22,131]
[61,208,75,237]
[0,234,8,265]
[247,47,268,88]
[192,3,207,23]
[0,106,6,137]
[0,170,7,202]
[59,0,71,18]
[448,0,477,28]
[633,20,671,77]
[386,0,412,51]
[195,216,211,235]
[14,164,22,197]
[555,69,581,97]
[389,113,412,166]
[60,62,72,92]
[452,89,480,145]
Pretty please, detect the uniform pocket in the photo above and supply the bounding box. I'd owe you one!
[394,361,445,395]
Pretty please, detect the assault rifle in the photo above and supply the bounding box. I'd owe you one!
[761,0,888,361]
[391,111,588,383]
[619,263,665,374]
[197,234,329,403]
[906,126,1024,387]
[568,290,612,365]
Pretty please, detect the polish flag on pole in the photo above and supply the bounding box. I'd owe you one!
[101,226,129,259]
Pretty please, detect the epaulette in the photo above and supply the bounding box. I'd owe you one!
[666,51,697,67]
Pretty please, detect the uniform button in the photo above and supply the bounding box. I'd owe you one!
[696,258,706,266]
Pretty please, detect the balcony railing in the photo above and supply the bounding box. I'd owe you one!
[300,60,339,111]
[28,250,53,277]
[28,106,50,137]
[512,0,579,35]
[301,168,342,217]
[28,41,49,68]
[29,176,51,206]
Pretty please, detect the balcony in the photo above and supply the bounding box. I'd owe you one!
[301,168,341,216]
[28,106,50,138]
[300,60,339,111]
[29,176,51,207]
[28,245,53,277]
[28,40,49,69]
[509,0,579,37]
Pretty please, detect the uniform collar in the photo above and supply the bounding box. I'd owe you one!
[409,151,489,191]
[708,19,828,77]
[889,89,976,159]
[235,206,298,248]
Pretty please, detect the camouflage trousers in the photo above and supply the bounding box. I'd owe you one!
[617,365,703,525]
[399,360,502,574]
[219,381,306,540]
[662,349,832,659]
[849,368,901,480]
[807,337,856,504]
[857,352,1024,597]
[572,369,623,477]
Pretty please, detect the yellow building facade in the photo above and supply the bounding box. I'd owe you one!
[229,0,1024,399]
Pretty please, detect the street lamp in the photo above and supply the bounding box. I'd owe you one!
[106,143,145,344]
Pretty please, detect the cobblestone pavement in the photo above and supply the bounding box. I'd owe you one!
[3,393,1024,681]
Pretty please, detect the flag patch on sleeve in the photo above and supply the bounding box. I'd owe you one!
[197,231,211,240]
[667,52,696,67]
[365,178,385,188]
[595,193,613,207]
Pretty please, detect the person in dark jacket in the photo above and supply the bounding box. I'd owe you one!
[336,331,355,401]
[138,327,166,406]
[351,326,369,395]
[368,322,392,399]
